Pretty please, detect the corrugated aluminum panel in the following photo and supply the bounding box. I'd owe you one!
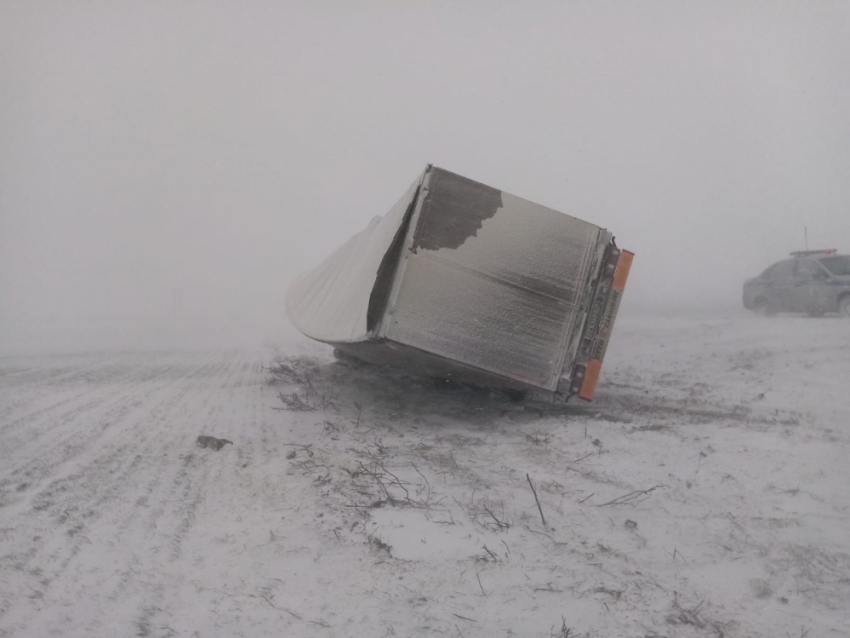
[382,168,601,390]
[285,172,423,343]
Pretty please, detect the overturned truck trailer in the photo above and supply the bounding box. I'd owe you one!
[286,165,633,401]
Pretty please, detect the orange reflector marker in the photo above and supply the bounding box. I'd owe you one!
[579,359,603,401]
[613,250,634,292]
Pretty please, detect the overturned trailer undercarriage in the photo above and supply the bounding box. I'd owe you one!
[286,165,633,401]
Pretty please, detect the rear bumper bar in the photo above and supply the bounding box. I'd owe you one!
[570,248,634,401]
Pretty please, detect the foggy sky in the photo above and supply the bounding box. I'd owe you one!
[2,1,850,352]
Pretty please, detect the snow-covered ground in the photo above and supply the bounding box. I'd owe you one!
[0,312,848,637]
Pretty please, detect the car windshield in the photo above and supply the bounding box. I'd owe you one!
[819,256,850,276]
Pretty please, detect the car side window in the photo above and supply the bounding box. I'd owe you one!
[820,256,850,276]
[796,260,823,280]
[769,261,795,279]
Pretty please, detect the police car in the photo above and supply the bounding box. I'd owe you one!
[743,249,850,317]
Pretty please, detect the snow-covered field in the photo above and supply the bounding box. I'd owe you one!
[1,312,848,637]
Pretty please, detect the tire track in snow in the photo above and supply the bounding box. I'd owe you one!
[0,354,150,446]
[0,350,261,637]
[0,351,125,386]
[122,350,268,636]
[0,351,233,632]
[146,350,249,561]
[0,353,133,397]
[0,351,178,445]
[0,351,182,437]
[0,352,207,501]
[103,350,256,637]
[86,352,250,608]
[42,352,233,530]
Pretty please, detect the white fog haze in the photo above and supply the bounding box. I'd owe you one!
[2,4,850,638]
[2,1,849,352]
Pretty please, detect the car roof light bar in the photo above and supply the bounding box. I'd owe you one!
[790,249,838,257]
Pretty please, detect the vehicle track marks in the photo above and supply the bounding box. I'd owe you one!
[0,351,247,631]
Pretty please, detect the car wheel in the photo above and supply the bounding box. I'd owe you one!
[839,296,850,318]
[753,299,775,317]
